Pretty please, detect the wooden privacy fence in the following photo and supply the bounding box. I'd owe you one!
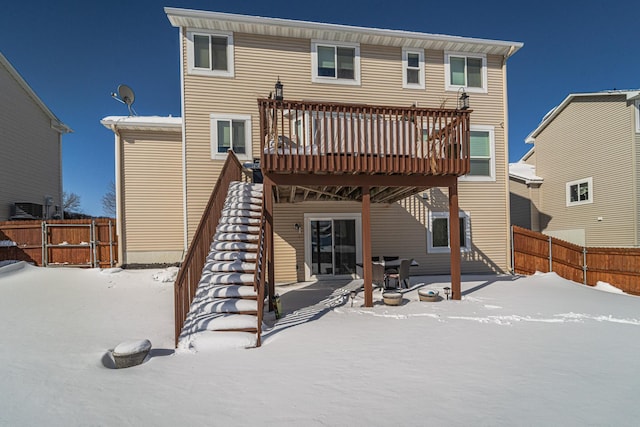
[511,226,640,295]
[0,219,117,268]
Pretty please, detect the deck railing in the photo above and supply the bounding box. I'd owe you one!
[174,151,244,347]
[258,98,471,176]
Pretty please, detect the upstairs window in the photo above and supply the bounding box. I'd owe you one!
[461,125,495,182]
[427,211,471,254]
[566,177,593,206]
[445,52,487,93]
[210,113,252,160]
[311,41,360,85]
[187,30,234,77]
[402,48,425,89]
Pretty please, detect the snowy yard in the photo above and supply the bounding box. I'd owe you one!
[1,262,639,426]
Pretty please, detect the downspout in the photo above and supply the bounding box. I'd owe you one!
[632,101,639,247]
[502,55,513,273]
[111,125,125,266]
[179,26,188,256]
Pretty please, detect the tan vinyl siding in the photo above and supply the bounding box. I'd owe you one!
[0,63,62,220]
[635,130,640,246]
[509,179,532,229]
[182,31,510,272]
[535,96,636,247]
[120,129,183,258]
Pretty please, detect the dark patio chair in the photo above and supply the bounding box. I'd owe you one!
[387,259,411,289]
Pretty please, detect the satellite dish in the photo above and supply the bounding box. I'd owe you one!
[111,84,137,116]
[118,84,135,106]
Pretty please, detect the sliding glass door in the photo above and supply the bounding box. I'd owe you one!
[305,214,361,280]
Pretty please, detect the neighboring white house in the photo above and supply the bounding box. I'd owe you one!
[0,51,71,221]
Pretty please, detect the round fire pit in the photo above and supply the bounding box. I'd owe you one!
[112,339,152,369]
[382,291,402,306]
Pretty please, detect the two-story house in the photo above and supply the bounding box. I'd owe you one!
[510,90,640,247]
[104,7,522,293]
[103,7,522,346]
[0,52,71,221]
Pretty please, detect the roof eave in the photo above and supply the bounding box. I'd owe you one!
[164,7,523,58]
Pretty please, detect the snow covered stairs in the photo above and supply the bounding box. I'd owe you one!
[178,181,265,351]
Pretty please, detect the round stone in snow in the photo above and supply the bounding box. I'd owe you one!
[112,339,152,369]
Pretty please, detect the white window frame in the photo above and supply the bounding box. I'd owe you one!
[210,113,252,161]
[427,211,471,254]
[566,177,593,207]
[635,100,640,133]
[303,213,362,281]
[311,40,361,86]
[402,48,425,90]
[459,125,495,182]
[444,51,487,93]
[186,29,234,77]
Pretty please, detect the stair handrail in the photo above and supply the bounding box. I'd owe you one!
[252,196,267,347]
[173,151,244,347]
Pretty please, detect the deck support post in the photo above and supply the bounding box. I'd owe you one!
[362,186,373,307]
[449,180,461,300]
[264,175,275,311]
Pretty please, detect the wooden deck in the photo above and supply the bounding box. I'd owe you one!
[259,98,471,178]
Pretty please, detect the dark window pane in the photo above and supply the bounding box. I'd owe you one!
[407,68,419,84]
[467,57,482,88]
[336,47,355,79]
[217,121,230,153]
[450,57,465,86]
[433,218,448,247]
[459,218,466,247]
[570,184,579,202]
[407,53,419,68]
[470,159,490,176]
[317,46,335,77]
[194,35,210,69]
[232,120,245,154]
[211,36,228,71]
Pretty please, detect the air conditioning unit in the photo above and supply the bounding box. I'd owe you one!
[9,202,44,220]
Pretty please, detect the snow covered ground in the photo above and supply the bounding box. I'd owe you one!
[1,263,639,426]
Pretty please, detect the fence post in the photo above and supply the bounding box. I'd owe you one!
[510,226,515,274]
[583,247,587,285]
[91,220,97,268]
[41,221,47,267]
[548,236,553,272]
[108,220,114,267]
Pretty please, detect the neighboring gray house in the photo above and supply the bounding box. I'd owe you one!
[0,52,71,220]
[509,90,640,247]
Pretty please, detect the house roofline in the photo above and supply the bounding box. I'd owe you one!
[164,7,523,59]
[525,89,640,144]
[0,51,72,134]
[101,116,183,132]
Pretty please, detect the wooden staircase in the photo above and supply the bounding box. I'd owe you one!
[177,181,266,351]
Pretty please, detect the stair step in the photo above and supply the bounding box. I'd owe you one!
[207,251,257,262]
[225,196,262,205]
[214,232,259,242]
[217,224,260,233]
[186,331,258,351]
[211,241,258,252]
[201,271,255,285]
[187,313,259,332]
[191,298,258,314]
[227,190,263,198]
[203,260,256,273]
[222,203,262,218]
[219,216,261,225]
[229,181,263,191]
[195,284,258,299]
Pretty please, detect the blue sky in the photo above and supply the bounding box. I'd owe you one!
[2,0,639,215]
